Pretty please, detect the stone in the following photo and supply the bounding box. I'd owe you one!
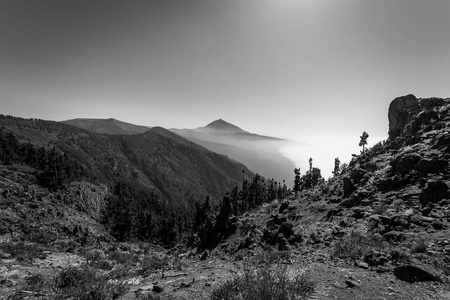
[383,231,406,242]
[355,261,369,269]
[393,214,409,228]
[360,199,372,206]
[153,285,164,293]
[343,177,355,198]
[340,194,361,208]
[403,209,414,216]
[279,201,290,213]
[439,199,450,206]
[351,168,368,184]
[394,265,438,283]
[378,215,394,226]
[345,279,360,288]
[277,233,290,251]
[278,222,294,239]
[351,207,366,219]
[431,220,445,230]
[429,209,444,219]
[415,157,448,174]
[420,216,436,223]
[421,207,432,216]
[0,250,11,259]
[419,180,449,206]
[395,153,422,175]
[199,250,209,261]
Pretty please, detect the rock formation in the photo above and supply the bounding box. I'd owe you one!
[388,94,421,140]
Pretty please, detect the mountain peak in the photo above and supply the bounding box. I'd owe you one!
[204,119,245,133]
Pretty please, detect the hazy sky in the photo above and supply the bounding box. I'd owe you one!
[1,0,449,176]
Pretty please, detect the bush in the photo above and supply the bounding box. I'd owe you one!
[210,253,314,300]
[139,254,170,276]
[332,230,386,260]
[0,242,48,262]
[108,250,139,265]
[54,266,127,300]
[25,274,46,292]
[82,249,114,270]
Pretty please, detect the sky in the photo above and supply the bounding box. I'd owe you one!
[1,0,449,177]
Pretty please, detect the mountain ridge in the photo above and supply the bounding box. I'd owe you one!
[0,115,254,207]
[62,118,151,135]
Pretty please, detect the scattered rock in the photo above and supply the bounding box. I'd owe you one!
[383,231,407,242]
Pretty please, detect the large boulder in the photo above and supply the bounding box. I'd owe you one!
[393,153,422,175]
[394,265,438,283]
[388,95,421,141]
[414,157,448,174]
[419,180,449,206]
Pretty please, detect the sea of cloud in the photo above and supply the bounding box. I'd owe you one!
[279,135,386,179]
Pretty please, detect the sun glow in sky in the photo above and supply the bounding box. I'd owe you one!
[1,0,449,176]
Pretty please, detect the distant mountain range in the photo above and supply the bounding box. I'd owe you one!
[171,119,299,183]
[64,117,299,183]
[1,115,254,208]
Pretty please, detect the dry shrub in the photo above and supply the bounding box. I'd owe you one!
[54,265,127,300]
[0,242,48,262]
[332,230,386,260]
[108,250,139,265]
[139,254,170,276]
[210,252,314,300]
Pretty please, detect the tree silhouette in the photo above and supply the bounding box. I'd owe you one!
[293,168,301,192]
[359,131,369,153]
[333,157,340,176]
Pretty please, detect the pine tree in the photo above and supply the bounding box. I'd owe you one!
[333,157,340,176]
[359,131,369,153]
[293,168,301,192]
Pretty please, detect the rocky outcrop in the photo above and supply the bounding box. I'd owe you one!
[388,94,421,140]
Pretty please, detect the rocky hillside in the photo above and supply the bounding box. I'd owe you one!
[0,115,256,247]
[190,95,450,298]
